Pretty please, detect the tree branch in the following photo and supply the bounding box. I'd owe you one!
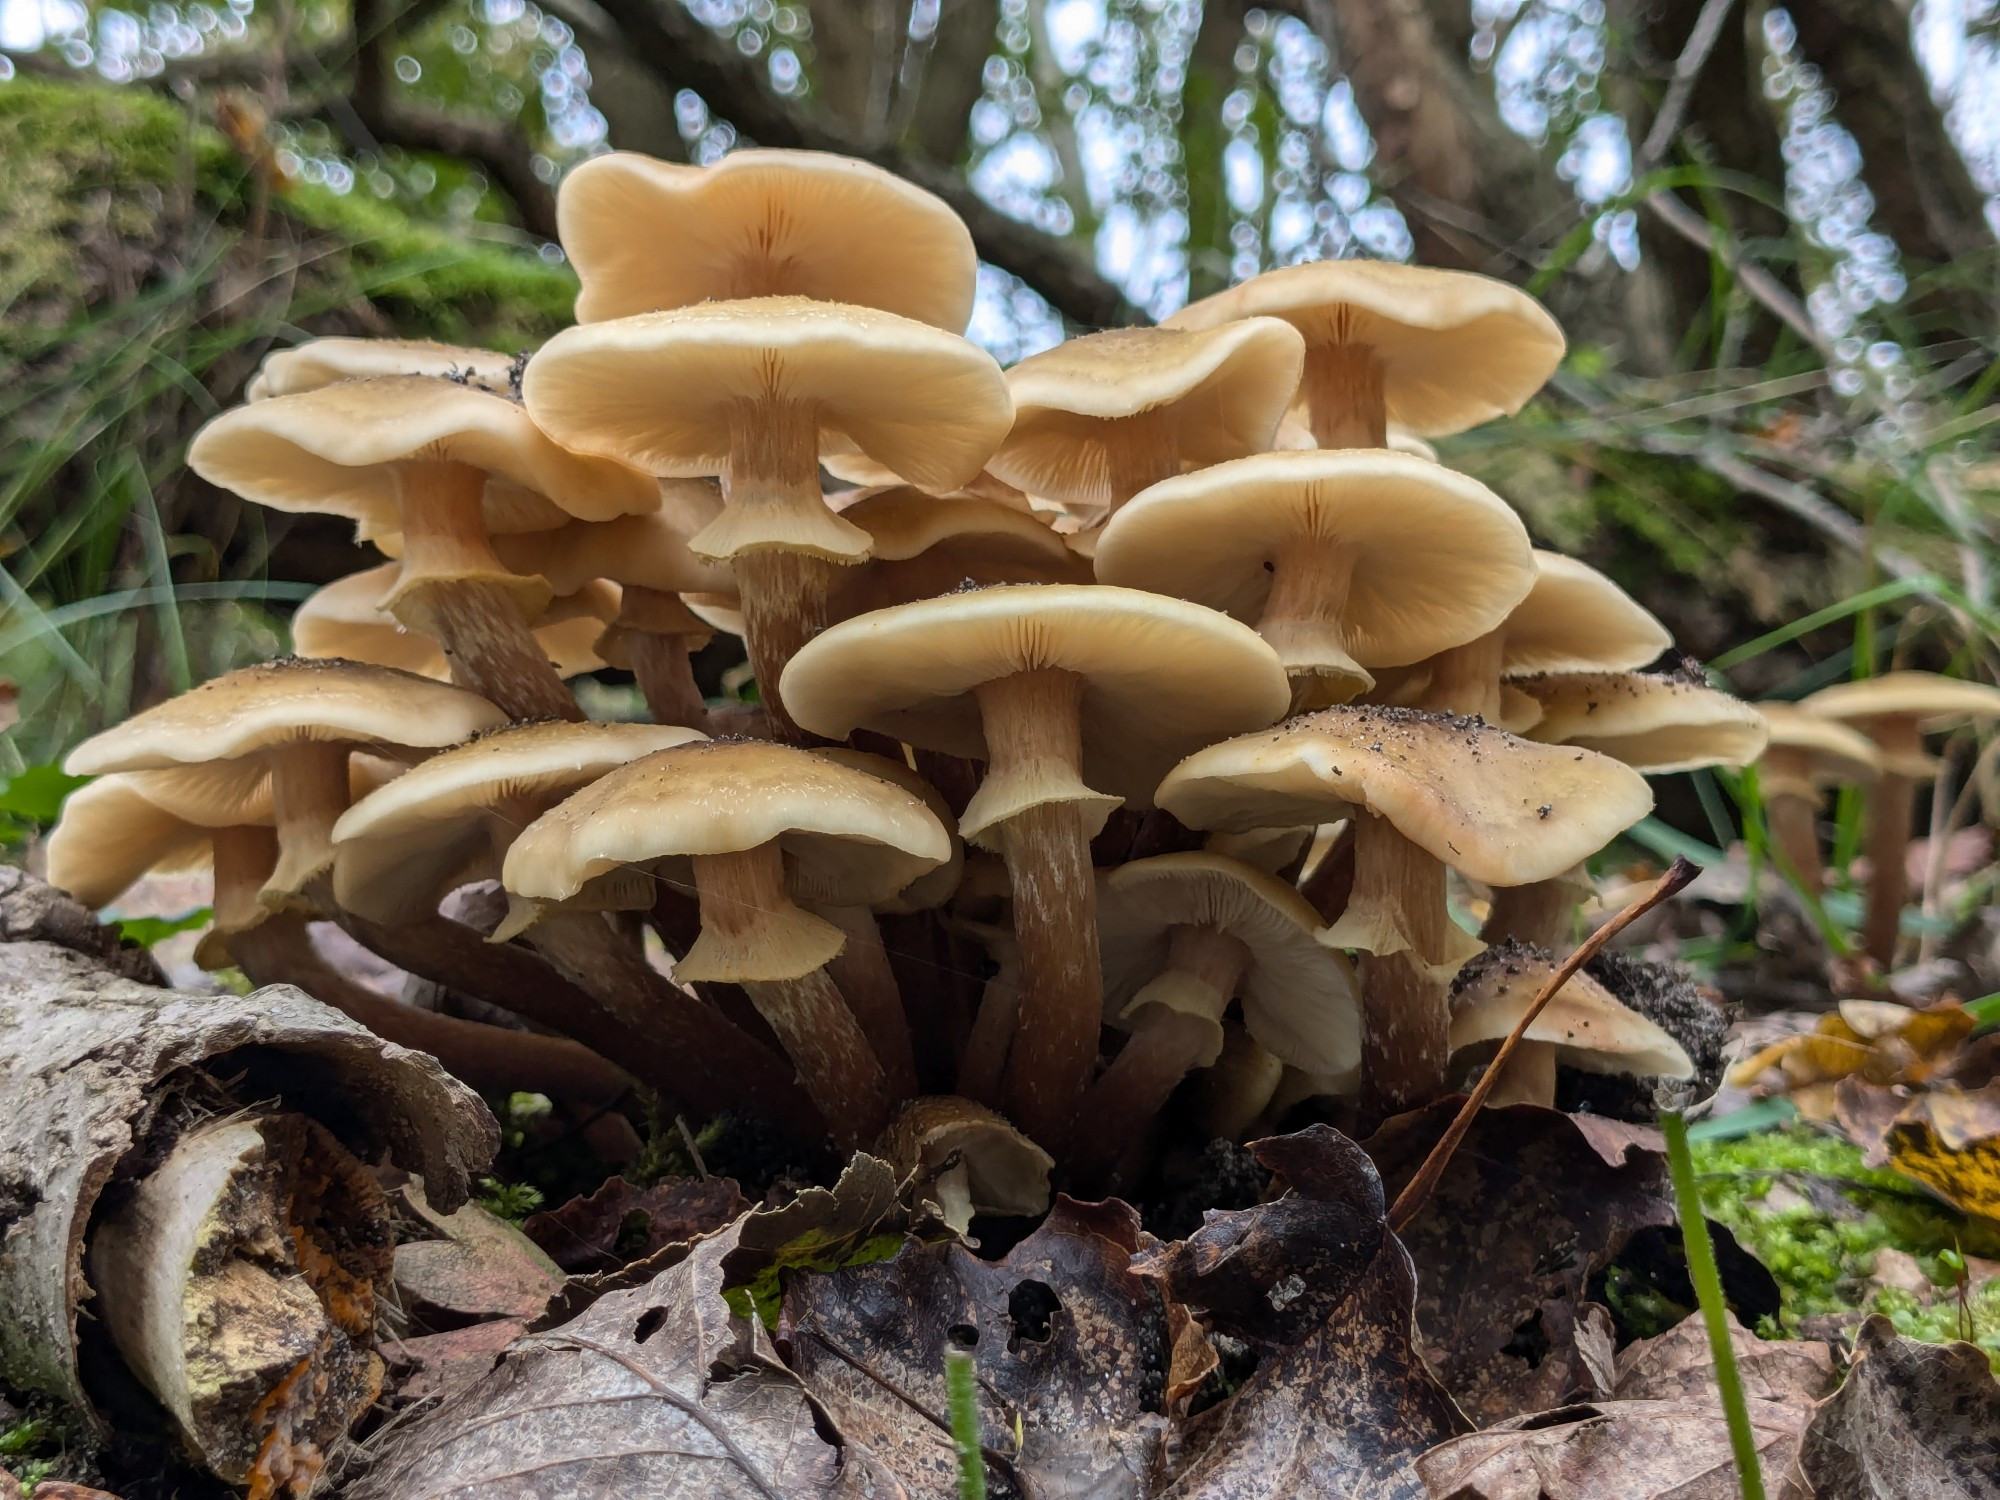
[581,0,1139,327]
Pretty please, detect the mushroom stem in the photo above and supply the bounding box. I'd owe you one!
[212,824,281,941]
[734,550,842,743]
[957,940,1021,1107]
[1480,879,1579,950]
[384,460,581,721]
[976,669,1107,1151]
[1418,630,1506,721]
[1302,343,1388,448]
[1257,532,1370,709]
[1480,1038,1558,1109]
[1074,923,1249,1188]
[1196,1024,1285,1141]
[684,840,891,1149]
[1102,422,1180,511]
[265,741,355,904]
[617,586,712,730]
[811,901,920,1102]
[1350,810,1456,1113]
[1767,792,1825,892]
[1864,757,1918,969]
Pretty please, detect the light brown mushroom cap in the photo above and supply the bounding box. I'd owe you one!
[1162,260,1565,437]
[45,773,221,909]
[558,149,978,331]
[811,748,964,913]
[1755,703,1883,796]
[291,564,617,680]
[778,584,1292,837]
[1518,669,1770,772]
[501,738,951,911]
[249,338,517,399]
[519,297,1013,495]
[1448,945,1694,1077]
[490,482,734,597]
[64,659,506,777]
[876,1096,1053,1230]
[189,376,661,543]
[330,719,705,923]
[1500,552,1672,676]
[1155,705,1654,888]
[1803,672,2000,777]
[1275,416,1439,461]
[823,488,1089,620]
[1098,852,1360,1076]
[985,321,1305,509]
[1092,449,1535,671]
[824,452,1035,510]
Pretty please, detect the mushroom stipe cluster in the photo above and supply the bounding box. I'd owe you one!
[64,140,1929,1209]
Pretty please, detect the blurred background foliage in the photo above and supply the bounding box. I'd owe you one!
[0,0,1996,852]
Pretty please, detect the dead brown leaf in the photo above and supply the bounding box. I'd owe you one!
[348,1220,896,1499]
[1613,1312,1836,1405]
[381,1321,523,1406]
[392,1181,566,1326]
[782,1197,1171,1499]
[522,1174,749,1274]
[1729,1000,1975,1100]
[1797,1314,2000,1498]
[1363,1101,1676,1423]
[1135,1126,1469,1499]
[1415,1397,1813,1499]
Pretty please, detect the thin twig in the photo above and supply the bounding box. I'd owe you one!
[1385,857,1700,1235]
[1640,190,1825,354]
[1637,0,1741,173]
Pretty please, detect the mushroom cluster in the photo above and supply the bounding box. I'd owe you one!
[49,146,1783,1198]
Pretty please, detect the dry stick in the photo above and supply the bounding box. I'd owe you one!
[1385,856,1700,1235]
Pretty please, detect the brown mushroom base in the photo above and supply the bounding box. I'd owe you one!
[88,1112,391,1498]
[1346,813,1462,1114]
[681,841,891,1149]
[1863,768,1916,969]
[1195,1024,1285,1141]
[812,901,920,1101]
[1766,791,1825,892]
[957,946,1022,1109]
[733,549,849,743]
[604,586,712,730]
[1256,534,1373,709]
[1301,342,1388,450]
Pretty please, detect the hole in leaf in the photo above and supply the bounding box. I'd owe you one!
[1007,1280,1061,1347]
[948,1323,979,1349]
[633,1306,667,1344]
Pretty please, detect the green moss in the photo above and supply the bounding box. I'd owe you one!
[1693,1126,2000,1365]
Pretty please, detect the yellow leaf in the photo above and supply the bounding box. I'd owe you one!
[1884,1085,2000,1223]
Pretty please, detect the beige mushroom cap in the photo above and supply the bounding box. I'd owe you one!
[1518,669,1770,772]
[1163,260,1565,436]
[45,773,222,909]
[824,488,1089,621]
[876,1096,1054,1230]
[1803,672,2000,777]
[778,584,1292,825]
[1155,705,1653,888]
[985,321,1306,509]
[810,748,964,913]
[490,483,734,596]
[1755,702,1882,796]
[1500,552,1672,676]
[1448,945,1694,1077]
[330,719,704,924]
[558,149,978,331]
[65,659,506,777]
[189,376,661,543]
[500,738,952,910]
[292,564,616,680]
[1099,852,1360,1076]
[249,338,517,399]
[824,452,1036,509]
[519,297,1013,496]
[1092,449,1536,670]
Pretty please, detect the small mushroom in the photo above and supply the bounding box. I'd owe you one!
[1801,672,2000,966]
[190,377,657,720]
[500,739,953,1149]
[1094,448,1536,708]
[1447,943,1693,1108]
[1077,851,1360,1188]
[985,320,1305,524]
[1193,1022,1288,1142]
[1164,260,1564,448]
[63,659,504,907]
[558,147,978,330]
[521,298,1013,740]
[1753,702,1882,890]
[1156,706,1652,1112]
[780,583,1291,1148]
[291,563,617,683]
[825,487,1090,623]
[875,1096,1052,1236]
[246,336,518,399]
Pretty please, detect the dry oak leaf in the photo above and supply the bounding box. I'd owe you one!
[347,1219,896,1499]
[782,1197,1172,1499]
[1882,1083,2000,1222]
[1363,1101,1675,1424]
[1728,1000,1976,1107]
[1797,1314,2000,1498]
[1612,1311,1835,1407]
[523,1174,750,1274]
[392,1178,566,1325]
[1134,1126,1468,1500]
[1415,1397,1814,1500]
